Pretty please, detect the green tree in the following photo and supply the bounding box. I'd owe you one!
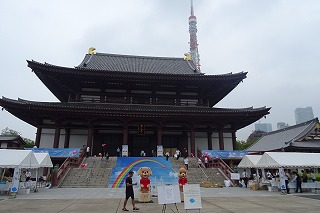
[1,127,34,148]
[1,127,21,136]
[236,140,254,150]
[235,130,266,150]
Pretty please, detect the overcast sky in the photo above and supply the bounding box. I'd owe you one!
[0,0,319,142]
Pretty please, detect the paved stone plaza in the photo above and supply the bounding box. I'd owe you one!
[1,187,320,213]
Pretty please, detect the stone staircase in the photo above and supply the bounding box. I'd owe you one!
[59,157,117,188]
[169,157,225,187]
[169,156,198,169]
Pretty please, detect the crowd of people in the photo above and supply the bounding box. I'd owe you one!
[240,168,318,193]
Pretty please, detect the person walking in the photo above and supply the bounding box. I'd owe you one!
[241,169,248,188]
[204,156,208,168]
[197,158,202,168]
[122,171,139,212]
[184,157,189,170]
[86,146,90,158]
[165,151,170,161]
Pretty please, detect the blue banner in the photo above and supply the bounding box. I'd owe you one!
[25,148,81,157]
[109,157,178,188]
[201,150,248,159]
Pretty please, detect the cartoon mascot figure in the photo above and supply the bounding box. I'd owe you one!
[138,167,152,202]
[178,167,188,202]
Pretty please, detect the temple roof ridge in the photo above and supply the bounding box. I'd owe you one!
[27,59,247,78]
[1,96,270,113]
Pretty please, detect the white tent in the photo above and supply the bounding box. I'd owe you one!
[256,152,320,168]
[34,153,53,168]
[0,149,39,168]
[238,155,262,168]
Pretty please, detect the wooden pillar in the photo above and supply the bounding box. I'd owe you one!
[232,131,237,150]
[218,129,224,150]
[157,125,162,145]
[64,128,70,148]
[207,130,213,150]
[87,127,93,155]
[190,127,196,155]
[53,127,61,148]
[35,127,42,148]
[123,123,128,145]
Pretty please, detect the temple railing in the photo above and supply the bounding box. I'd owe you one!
[208,157,236,186]
[68,97,208,107]
[52,148,86,187]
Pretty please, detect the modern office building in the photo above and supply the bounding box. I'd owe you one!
[255,123,272,133]
[277,122,289,130]
[294,107,314,124]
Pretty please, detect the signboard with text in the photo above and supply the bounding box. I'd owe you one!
[184,184,202,210]
[122,145,128,157]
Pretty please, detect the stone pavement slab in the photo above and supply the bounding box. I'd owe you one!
[0,187,320,213]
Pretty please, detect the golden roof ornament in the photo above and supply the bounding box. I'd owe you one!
[88,47,96,55]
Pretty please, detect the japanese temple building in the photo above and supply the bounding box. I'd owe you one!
[0,50,270,156]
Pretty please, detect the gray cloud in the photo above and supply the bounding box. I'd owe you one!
[0,0,319,141]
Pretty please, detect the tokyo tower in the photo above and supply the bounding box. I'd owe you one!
[188,0,201,72]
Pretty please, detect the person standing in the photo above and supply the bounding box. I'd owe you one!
[197,158,202,168]
[184,157,189,170]
[242,169,248,188]
[302,170,308,183]
[86,146,90,158]
[310,170,316,182]
[292,171,302,193]
[204,157,208,168]
[26,170,32,181]
[284,170,290,194]
[165,151,170,161]
[117,147,121,157]
[122,171,139,212]
[20,171,27,182]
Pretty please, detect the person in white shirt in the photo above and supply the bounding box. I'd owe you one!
[86,146,90,158]
[204,157,208,168]
[184,157,189,170]
[197,158,202,168]
[310,170,316,182]
[165,152,170,161]
[241,169,248,188]
[26,170,32,181]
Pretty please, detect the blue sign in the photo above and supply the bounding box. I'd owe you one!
[25,148,81,157]
[201,150,248,159]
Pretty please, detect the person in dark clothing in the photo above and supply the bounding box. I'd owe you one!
[302,170,308,183]
[122,171,139,211]
[292,171,302,193]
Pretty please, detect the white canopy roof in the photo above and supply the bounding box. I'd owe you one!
[0,149,40,168]
[34,153,53,168]
[256,152,320,168]
[238,155,262,168]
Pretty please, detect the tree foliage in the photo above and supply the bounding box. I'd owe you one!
[236,130,266,150]
[1,127,34,148]
[1,127,21,136]
[236,140,256,150]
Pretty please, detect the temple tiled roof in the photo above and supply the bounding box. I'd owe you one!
[76,53,200,75]
[0,97,270,130]
[1,97,268,115]
[247,118,319,152]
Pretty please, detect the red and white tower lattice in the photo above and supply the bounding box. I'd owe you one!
[188,0,201,72]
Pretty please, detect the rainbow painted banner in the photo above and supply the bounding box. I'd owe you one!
[109,157,178,188]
